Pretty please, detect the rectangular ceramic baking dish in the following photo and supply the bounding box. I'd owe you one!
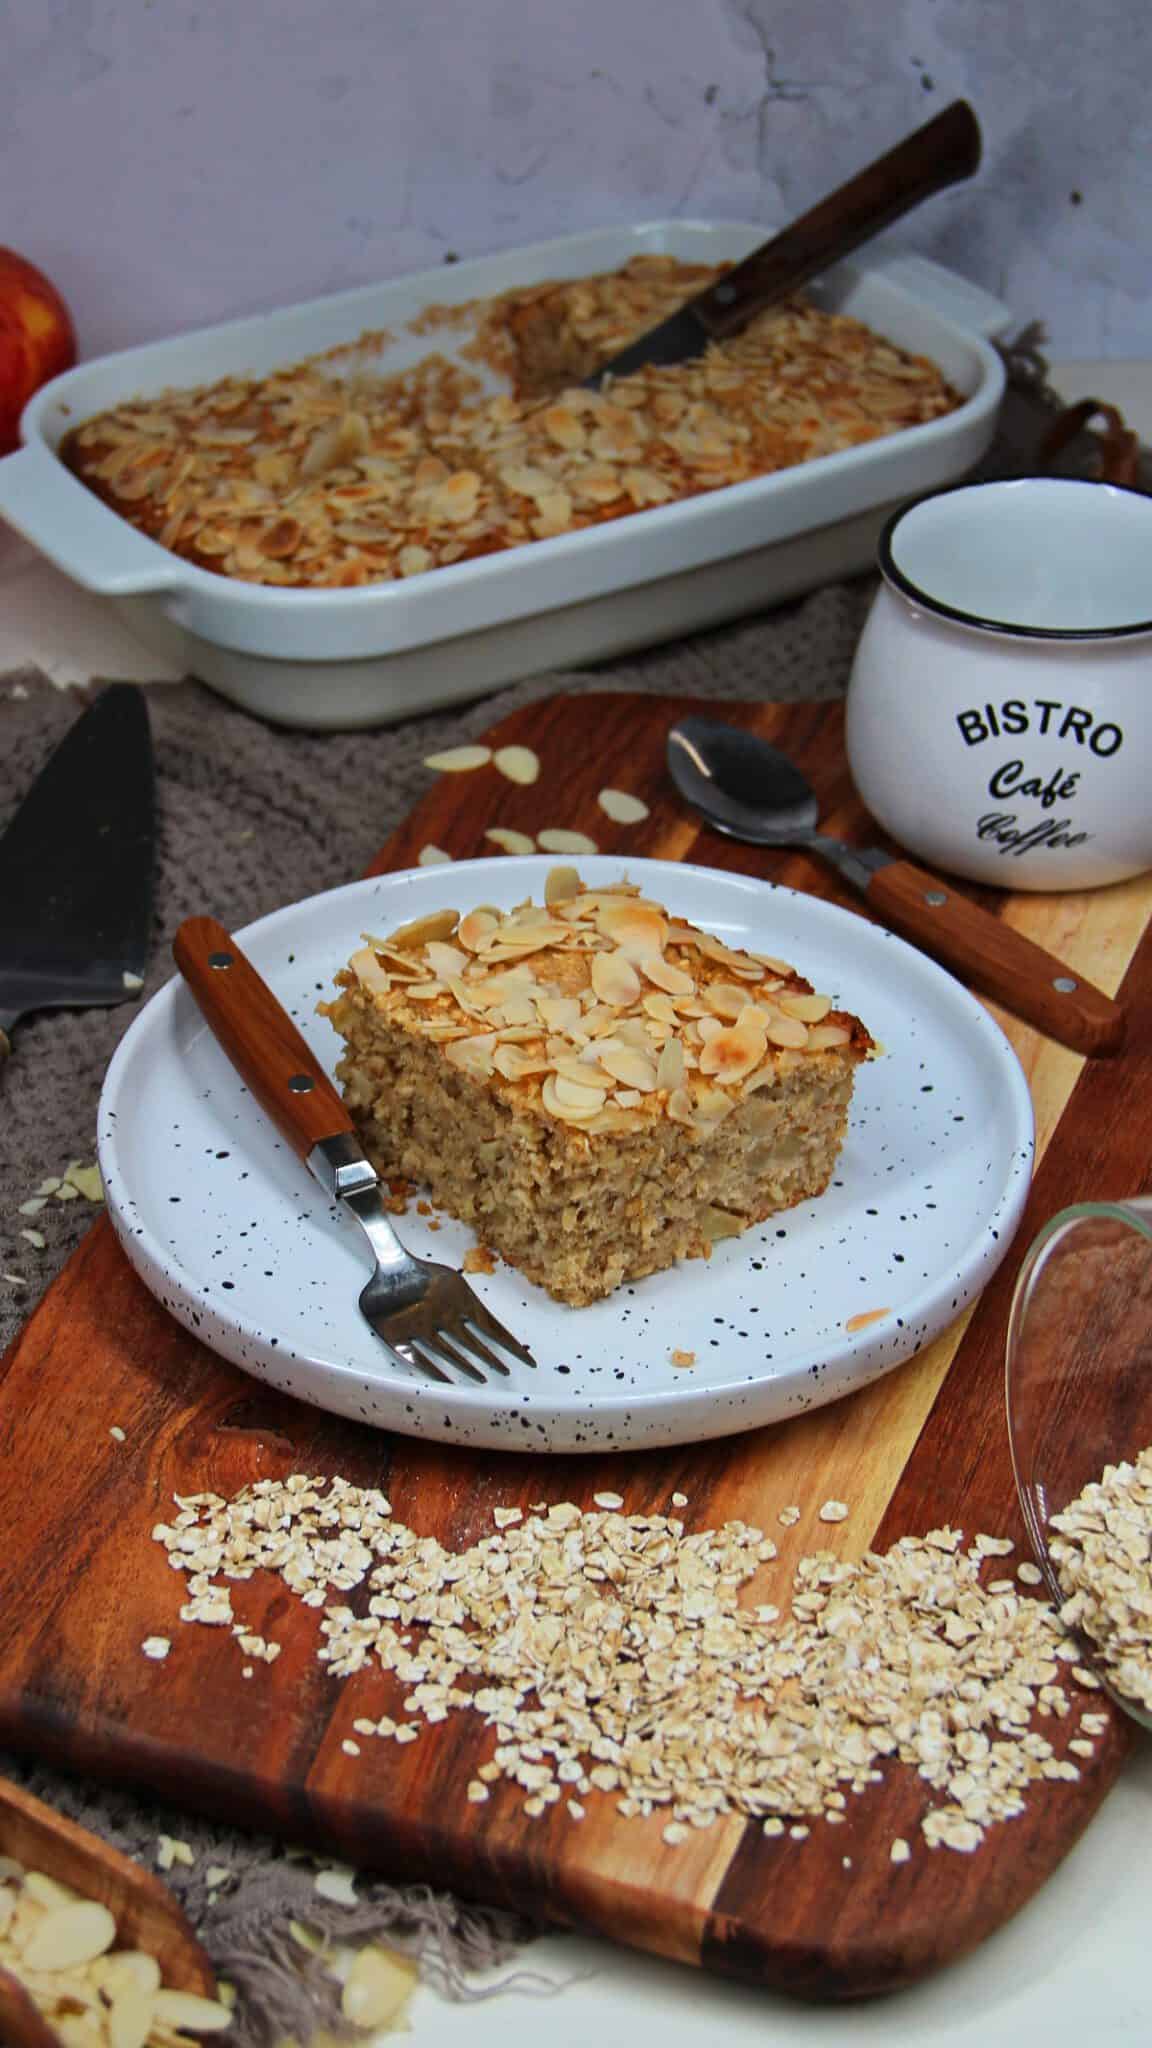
[0,222,1010,730]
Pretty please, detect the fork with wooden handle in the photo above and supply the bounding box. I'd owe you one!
[173,916,537,1386]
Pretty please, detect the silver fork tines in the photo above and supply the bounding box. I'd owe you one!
[308,1134,536,1386]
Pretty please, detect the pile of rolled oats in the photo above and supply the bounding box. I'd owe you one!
[1049,1446,1152,1712]
[0,1860,231,2045]
[63,255,958,590]
[152,1477,1109,1861]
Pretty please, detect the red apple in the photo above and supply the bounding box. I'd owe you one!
[0,247,77,455]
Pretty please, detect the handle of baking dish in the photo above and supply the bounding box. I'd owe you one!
[874,254,1014,340]
[0,446,178,595]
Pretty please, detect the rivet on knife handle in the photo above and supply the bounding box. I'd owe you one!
[173,916,354,1157]
[864,861,1126,1057]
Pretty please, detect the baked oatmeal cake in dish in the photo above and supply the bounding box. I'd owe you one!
[61,254,960,592]
[320,870,874,1307]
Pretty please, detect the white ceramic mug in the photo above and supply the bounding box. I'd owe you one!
[845,477,1152,891]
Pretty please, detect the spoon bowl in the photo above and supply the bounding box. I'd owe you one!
[1004,1198,1152,1731]
[664,715,1126,1058]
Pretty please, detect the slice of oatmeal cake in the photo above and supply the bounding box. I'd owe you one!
[320,870,873,1306]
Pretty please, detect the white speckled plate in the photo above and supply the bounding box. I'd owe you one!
[97,857,1034,1454]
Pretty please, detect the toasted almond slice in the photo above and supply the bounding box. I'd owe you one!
[590,952,642,1006]
[666,1085,695,1125]
[22,1900,118,1971]
[536,995,583,1032]
[552,1072,608,1109]
[541,1075,603,1122]
[537,829,599,855]
[597,901,667,959]
[544,864,582,905]
[695,1014,724,1043]
[599,1046,658,1092]
[385,909,460,950]
[457,908,500,953]
[423,745,492,773]
[698,1010,769,1083]
[493,745,540,786]
[807,1021,853,1049]
[638,953,694,996]
[444,1033,498,1076]
[703,981,751,1021]
[643,992,679,1026]
[417,844,453,866]
[341,1943,419,2031]
[424,941,469,979]
[484,827,536,856]
[23,1871,82,1907]
[766,1015,810,1050]
[780,992,833,1023]
[106,1980,154,2048]
[656,1037,686,1090]
[348,945,391,995]
[597,788,650,824]
[752,951,796,975]
[91,1952,163,2001]
[151,1989,234,2034]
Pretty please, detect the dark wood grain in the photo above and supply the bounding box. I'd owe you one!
[0,691,1145,2004]
[173,914,355,1159]
[867,858,1127,1056]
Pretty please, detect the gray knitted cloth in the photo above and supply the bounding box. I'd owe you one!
[0,349,1137,2042]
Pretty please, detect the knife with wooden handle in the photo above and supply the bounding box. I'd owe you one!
[584,100,981,387]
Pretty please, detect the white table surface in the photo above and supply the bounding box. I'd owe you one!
[1,360,1149,2045]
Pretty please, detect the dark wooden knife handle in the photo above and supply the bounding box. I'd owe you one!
[690,100,981,341]
[865,861,1127,1057]
[173,915,354,1160]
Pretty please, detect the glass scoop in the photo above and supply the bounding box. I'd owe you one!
[1005,1198,1152,1729]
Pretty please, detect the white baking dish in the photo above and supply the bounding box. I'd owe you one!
[0,223,1010,730]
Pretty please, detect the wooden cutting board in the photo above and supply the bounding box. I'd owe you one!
[1,692,1149,2002]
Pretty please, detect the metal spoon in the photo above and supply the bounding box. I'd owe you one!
[667,715,1126,1058]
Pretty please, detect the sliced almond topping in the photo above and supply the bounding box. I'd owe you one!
[590,952,642,1006]
[766,1015,810,1050]
[485,827,536,855]
[703,981,751,1021]
[536,995,583,1032]
[22,1900,118,1971]
[698,1009,769,1083]
[807,1022,853,1050]
[417,844,453,866]
[752,952,796,975]
[493,744,540,786]
[349,945,391,995]
[642,992,678,1026]
[597,788,650,824]
[537,829,599,855]
[599,1046,659,1092]
[151,1989,234,2034]
[423,745,492,773]
[541,1074,603,1122]
[597,901,667,958]
[552,1072,609,1110]
[444,1033,498,1076]
[424,941,469,979]
[458,908,500,953]
[385,909,461,946]
[666,1085,696,1125]
[780,992,833,1023]
[544,864,581,905]
[656,1037,686,1090]
[638,953,694,996]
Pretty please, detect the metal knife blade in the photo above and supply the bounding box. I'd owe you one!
[0,684,155,1055]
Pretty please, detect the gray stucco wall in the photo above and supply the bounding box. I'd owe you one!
[3,0,1147,359]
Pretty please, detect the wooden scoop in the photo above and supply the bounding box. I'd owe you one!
[0,1775,218,2048]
